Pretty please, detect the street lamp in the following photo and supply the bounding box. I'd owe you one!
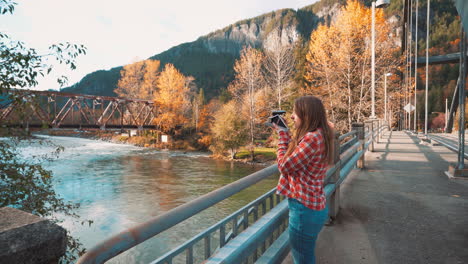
[424,0,431,135]
[371,0,391,119]
[384,72,393,122]
[414,0,419,133]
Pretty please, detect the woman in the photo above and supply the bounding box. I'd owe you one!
[273,95,334,264]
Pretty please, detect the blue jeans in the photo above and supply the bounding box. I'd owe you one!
[288,198,328,264]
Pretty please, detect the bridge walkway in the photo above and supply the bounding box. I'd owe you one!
[283,131,468,264]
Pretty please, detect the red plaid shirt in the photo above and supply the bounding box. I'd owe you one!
[276,129,327,210]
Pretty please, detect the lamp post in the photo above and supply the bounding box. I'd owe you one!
[424,0,430,135]
[371,0,391,119]
[445,97,448,132]
[384,73,393,122]
[414,0,419,132]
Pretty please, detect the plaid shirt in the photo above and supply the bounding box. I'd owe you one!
[276,129,327,210]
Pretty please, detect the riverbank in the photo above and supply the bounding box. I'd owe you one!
[34,128,277,165]
[40,129,189,149]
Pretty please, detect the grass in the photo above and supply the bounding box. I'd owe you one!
[235,147,277,160]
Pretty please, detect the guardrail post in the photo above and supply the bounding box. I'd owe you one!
[375,120,379,143]
[352,123,365,169]
[366,120,375,152]
[329,132,341,220]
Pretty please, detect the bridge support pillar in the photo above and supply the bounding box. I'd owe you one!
[353,123,365,169]
[329,132,341,220]
[138,126,143,137]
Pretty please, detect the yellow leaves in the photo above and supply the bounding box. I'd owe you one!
[116,60,193,133]
[153,63,190,132]
[337,0,371,39]
[156,64,186,105]
[115,59,160,100]
[304,0,401,130]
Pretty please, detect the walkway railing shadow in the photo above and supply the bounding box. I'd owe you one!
[76,120,388,264]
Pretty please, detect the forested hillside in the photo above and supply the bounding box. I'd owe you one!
[61,0,461,121]
[61,0,342,99]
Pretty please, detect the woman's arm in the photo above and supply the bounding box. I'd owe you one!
[276,130,291,161]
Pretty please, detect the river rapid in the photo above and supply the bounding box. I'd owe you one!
[18,135,277,263]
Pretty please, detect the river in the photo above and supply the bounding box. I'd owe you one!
[19,135,278,263]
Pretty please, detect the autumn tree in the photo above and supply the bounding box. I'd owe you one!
[228,46,265,160]
[114,59,160,99]
[210,100,248,159]
[153,63,191,133]
[192,88,205,132]
[304,0,400,131]
[263,28,296,110]
[195,99,222,150]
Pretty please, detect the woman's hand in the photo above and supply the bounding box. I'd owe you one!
[273,116,289,132]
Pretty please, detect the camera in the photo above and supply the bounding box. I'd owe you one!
[268,110,287,128]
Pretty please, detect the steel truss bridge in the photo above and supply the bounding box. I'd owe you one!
[0,89,158,130]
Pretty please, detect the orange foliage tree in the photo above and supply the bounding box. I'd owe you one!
[304,0,401,131]
[115,59,160,99]
[153,63,191,133]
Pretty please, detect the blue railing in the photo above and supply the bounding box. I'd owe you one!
[77,120,387,264]
[151,188,286,264]
[427,134,468,160]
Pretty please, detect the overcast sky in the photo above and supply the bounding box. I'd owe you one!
[3,0,319,91]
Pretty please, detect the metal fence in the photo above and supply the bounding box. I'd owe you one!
[77,120,387,264]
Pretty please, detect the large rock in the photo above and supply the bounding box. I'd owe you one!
[0,207,67,264]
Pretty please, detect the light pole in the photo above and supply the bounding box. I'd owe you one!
[445,97,448,132]
[424,0,430,135]
[370,0,391,119]
[414,0,419,132]
[384,73,393,122]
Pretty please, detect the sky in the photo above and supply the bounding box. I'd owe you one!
[3,0,319,91]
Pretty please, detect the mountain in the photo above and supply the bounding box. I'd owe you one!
[61,0,343,99]
[62,0,458,104]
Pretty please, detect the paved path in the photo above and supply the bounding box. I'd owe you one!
[283,131,468,264]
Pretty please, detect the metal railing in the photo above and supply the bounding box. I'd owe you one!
[77,119,388,264]
[427,134,468,160]
[151,188,286,264]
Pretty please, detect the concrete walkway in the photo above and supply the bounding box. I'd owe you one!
[284,131,468,264]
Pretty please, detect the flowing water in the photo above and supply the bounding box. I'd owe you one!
[19,135,278,263]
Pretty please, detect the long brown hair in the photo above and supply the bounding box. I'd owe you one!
[284,96,334,164]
